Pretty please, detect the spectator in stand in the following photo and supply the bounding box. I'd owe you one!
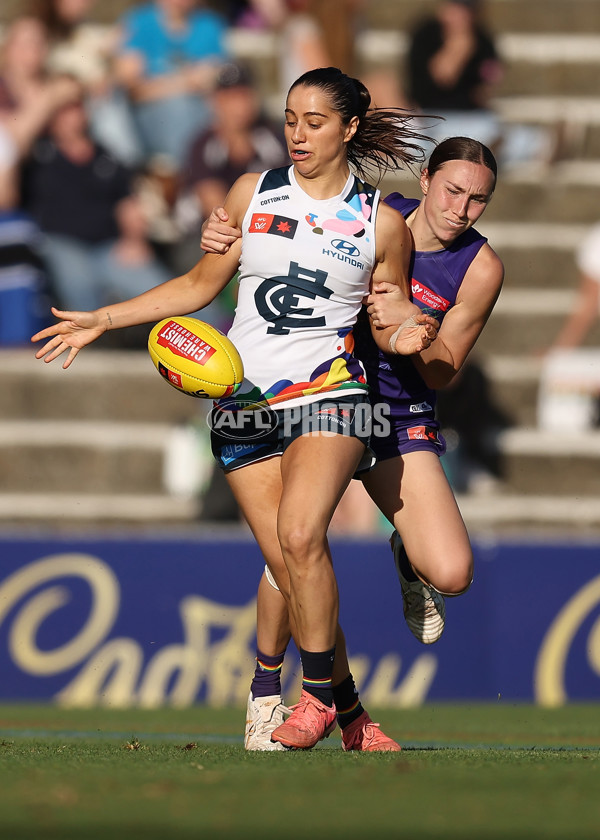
[0,127,18,212]
[28,0,144,167]
[0,15,81,160]
[183,61,287,231]
[313,0,364,75]
[405,0,504,157]
[0,15,78,345]
[405,0,554,170]
[0,124,52,346]
[218,1,332,104]
[536,224,600,431]
[276,0,331,96]
[113,0,230,172]
[20,95,170,321]
[547,224,600,352]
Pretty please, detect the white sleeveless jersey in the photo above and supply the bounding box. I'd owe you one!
[223,165,380,410]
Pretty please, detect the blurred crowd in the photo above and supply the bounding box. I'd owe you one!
[0,0,286,347]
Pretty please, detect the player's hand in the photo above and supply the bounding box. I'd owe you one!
[392,313,439,355]
[31,307,107,368]
[200,206,242,254]
[366,281,414,328]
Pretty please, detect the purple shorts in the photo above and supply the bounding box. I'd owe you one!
[369,411,447,463]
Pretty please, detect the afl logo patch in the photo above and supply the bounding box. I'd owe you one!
[331,239,361,257]
[249,214,298,239]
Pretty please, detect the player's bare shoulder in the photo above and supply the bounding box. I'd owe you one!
[374,200,411,264]
[224,172,262,226]
[458,240,504,312]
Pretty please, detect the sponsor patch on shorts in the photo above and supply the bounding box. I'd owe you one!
[407,425,443,445]
[219,442,269,466]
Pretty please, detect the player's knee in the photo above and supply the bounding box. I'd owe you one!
[278,523,322,567]
[431,561,473,597]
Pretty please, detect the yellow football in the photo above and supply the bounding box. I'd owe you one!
[148,316,244,399]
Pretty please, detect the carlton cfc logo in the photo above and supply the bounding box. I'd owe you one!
[331,239,361,257]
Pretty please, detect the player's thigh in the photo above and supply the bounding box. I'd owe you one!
[364,451,473,587]
[224,457,290,592]
[278,433,365,547]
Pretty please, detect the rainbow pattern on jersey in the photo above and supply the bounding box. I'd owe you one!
[219,328,367,410]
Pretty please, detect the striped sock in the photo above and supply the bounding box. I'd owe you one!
[250,648,285,699]
[300,646,335,707]
[333,674,364,729]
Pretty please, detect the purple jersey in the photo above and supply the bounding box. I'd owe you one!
[354,192,487,460]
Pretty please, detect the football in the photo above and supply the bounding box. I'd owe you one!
[148,316,244,399]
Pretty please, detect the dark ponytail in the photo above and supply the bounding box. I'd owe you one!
[289,67,430,180]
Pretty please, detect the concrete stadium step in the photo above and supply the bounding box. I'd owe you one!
[356,31,600,64]
[493,96,600,131]
[481,355,541,427]
[454,493,600,535]
[0,492,199,529]
[1,488,597,536]
[478,353,600,430]
[495,249,578,293]
[0,420,169,493]
[475,217,589,292]
[483,291,594,360]
[477,307,600,356]
[0,349,202,423]
[476,287,600,358]
[498,428,600,495]
[493,289,575,317]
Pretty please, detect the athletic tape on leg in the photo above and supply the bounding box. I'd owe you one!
[265,564,280,591]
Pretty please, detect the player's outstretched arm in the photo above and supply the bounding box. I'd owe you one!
[30,253,238,369]
[32,176,256,369]
[32,307,108,368]
[31,247,242,369]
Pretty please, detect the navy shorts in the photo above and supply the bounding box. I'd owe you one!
[210,394,374,473]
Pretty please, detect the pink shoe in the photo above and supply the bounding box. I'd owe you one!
[271,689,337,749]
[341,711,401,752]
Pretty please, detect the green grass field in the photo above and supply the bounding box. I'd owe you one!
[1,703,599,839]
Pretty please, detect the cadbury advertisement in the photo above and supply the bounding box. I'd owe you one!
[0,535,598,707]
